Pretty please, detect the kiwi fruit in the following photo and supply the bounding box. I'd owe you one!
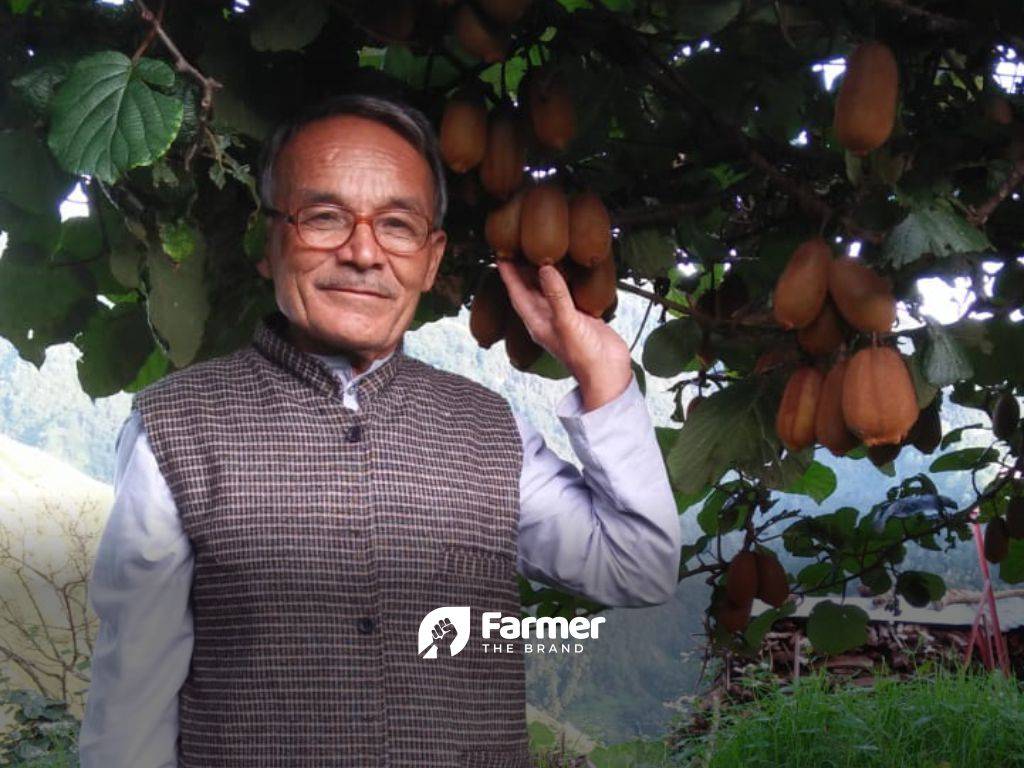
[991,391,1020,441]
[984,516,1010,564]
[469,267,510,349]
[833,41,899,156]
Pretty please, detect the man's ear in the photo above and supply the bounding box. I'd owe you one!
[256,255,271,280]
[421,230,447,292]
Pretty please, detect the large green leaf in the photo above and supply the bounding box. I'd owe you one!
[75,301,155,398]
[929,447,1000,473]
[806,601,869,655]
[0,241,97,366]
[641,317,701,377]
[782,460,837,504]
[0,129,71,216]
[999,539,1024,585]
[48,52,183,183]
[666,377,770,495]
[922,318,973,387]
[11,59,71,115]
[882,198,991,269]
[895,570,946,608]
[144,245,210,368]
[619,228,677,279]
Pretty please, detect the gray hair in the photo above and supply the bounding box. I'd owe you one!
[258,94,448,228]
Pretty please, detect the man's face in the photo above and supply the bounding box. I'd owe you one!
[257,115,446,369]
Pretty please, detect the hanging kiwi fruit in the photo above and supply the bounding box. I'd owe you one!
[990,391,1020,441]
[485,191,525,260]
[504,309,543,371]
[797,300,847,357]
[439,97,488,174]
[906,395,943,454]
[841,346,919,446]
[524,63,577,152]
[569,255,617,319]
[469,267,511,349]
[568,192,612,268]
[479,108,526,199]
[833,41,899,156]
[520,182,570,266]
[815,357,860,458]
[754,551,790,608]
[772,237,832,330]
[776,366,824,453]
[984,516,1010,564]
[828,257,897,334]
[453,3,508,63]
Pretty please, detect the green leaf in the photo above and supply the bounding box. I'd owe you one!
[922,318,973,387]
[48,52,183,184]
[0,128,72,218]
[619,228,676,279]
[641,317,701,377]
[123,346,171,393]
[158,220,197,263]
[999,539,1024,585]
[782,460,837,504]
[882,198,991,269]
[144,245,210,368]
[940,423,984,450]
[666,377,769,495]
[250,0,328,52]
[0,241,97,365]
[929,447,1000,473]
[806,601,869,655]
[745,601,796,648]
[75,302,154,397]
[528,350,571,379]
[895,570,945,608]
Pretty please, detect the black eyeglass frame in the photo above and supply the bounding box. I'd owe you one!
[263,203,437,254]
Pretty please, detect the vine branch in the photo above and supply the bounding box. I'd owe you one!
[134,0,222,113]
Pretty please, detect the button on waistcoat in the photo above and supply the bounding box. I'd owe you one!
[131,311,531,768]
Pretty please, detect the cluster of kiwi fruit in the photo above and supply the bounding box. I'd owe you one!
[769,236,933,467]
[714,548,790,633]
[436,16,616,370]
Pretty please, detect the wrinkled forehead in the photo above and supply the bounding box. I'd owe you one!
[274,114,435,214]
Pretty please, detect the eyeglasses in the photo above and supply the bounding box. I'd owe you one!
[264,203,434,255]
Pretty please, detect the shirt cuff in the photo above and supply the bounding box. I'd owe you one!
[555,374,649,481]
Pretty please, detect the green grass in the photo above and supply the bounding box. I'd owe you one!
[676,664,1024,768]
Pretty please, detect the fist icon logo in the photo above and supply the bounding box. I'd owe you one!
[417,607,471,658]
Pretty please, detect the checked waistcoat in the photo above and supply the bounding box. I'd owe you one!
[131,310,532,768]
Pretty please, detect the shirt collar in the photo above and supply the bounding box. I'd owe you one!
[308,348,395,387]
[251,310,405,405]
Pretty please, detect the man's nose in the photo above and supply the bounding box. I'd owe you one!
[337,220,385,269]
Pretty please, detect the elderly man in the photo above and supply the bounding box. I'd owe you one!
[78,94,681,768]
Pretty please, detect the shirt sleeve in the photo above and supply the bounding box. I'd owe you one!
[78,410,194,768]
[514,375,682,608]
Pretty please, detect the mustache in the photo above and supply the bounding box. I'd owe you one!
[316,274,398,298]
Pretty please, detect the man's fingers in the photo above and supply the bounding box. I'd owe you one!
[537,265,576,329]
[496,259,547,328]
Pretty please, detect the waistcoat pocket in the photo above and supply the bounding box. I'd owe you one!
[431,544,527,752]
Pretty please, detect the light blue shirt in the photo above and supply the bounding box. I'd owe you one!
[78,350,681,768]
